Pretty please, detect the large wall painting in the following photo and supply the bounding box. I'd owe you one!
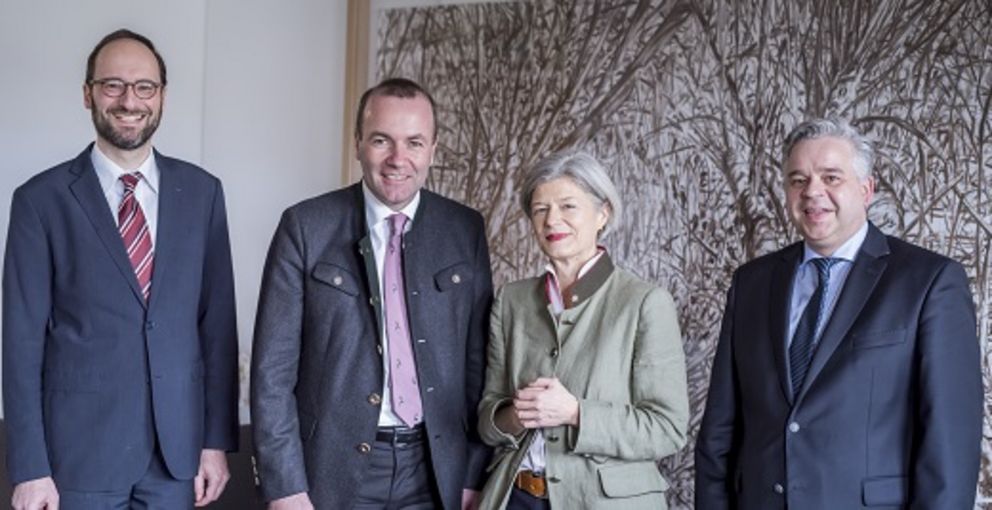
[372,0,992,506]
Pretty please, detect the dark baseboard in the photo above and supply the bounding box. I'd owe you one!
[0,421,265,509]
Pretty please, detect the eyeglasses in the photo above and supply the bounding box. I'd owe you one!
[89,78,162,99]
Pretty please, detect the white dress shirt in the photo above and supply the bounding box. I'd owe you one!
[362,181,422,427]
[90,144,160,247]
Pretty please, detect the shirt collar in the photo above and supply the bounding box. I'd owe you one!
[90,144,160,195]
[802,221,869,264]
[361,180,420,228]
[545,248,614,309]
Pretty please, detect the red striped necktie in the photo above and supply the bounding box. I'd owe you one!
[118,173,154,301]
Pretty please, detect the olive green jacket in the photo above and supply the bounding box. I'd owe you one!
[477,256,689,509]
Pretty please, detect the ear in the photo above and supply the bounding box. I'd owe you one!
[861,176,875,206]
[597,203,611,233]
[83,83,92,110]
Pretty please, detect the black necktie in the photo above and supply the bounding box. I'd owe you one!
[789,257,839,395]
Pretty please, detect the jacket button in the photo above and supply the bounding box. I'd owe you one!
[773,483,784,494]
[451,274,461,284]
[550,347,559,358]
[368,393,381,405]
[788,422,800,433]
[547,435,559,442]
[357,443,371,453]
[332,276,343,286]
[548,476,560,483]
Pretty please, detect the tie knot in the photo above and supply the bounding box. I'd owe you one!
[811,257,839,280]
[120,172,142,192]
[388,213,408,239]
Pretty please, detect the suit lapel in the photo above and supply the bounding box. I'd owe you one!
[771,244,802,404]
[148,151,182,308]
[797,224,889,401]
[67,146,146,306]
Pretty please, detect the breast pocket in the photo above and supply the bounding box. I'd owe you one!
[434,262,473,292]
[311,262,361,296]
[851,328,907,350]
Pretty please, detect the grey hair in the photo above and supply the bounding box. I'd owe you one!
[519,149,623,237]
[783,118,875,180]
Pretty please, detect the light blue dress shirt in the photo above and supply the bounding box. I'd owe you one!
[787,222,869,346]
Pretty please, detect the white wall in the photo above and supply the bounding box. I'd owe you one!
[0,0,349,422]
[202,0,347,420]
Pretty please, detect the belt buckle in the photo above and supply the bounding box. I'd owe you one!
[379,424,421,446]
[515,470,548,499]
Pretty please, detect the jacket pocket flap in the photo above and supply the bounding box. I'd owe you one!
[862,476,906,506]
[597,462,668,498]
[434,262,472,292]
[852,328,907,349]
[312,263,360,296]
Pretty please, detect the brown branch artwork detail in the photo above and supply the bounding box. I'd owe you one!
[376,0,992,506]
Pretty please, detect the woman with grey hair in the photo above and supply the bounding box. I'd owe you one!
[477,149,689,509]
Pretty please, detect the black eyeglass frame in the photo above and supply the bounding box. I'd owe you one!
[88,78,162,99]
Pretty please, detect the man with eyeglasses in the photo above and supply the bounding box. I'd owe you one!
[3,29,238,509]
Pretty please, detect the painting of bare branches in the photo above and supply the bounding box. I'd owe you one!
[373,0,992,506]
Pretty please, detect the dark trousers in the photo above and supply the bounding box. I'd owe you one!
[58,449,193,510]
[507,487,551,510]
[352,430,441,509]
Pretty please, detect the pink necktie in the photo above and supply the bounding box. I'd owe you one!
[118,173,154,301]
[384,213,422,426]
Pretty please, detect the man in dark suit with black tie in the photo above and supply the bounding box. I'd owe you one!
[3,29,238,509]
[694,118,982,509]
[251,78,492,509]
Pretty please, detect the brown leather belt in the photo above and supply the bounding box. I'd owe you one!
[514,470,548,499]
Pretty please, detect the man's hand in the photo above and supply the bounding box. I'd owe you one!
[194,449,231,507]
[461,488,480,510]
[513,377,579,428]
[268,492,315,510]
[12,476,59,510]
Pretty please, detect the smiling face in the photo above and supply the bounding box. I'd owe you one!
[355,93,436,211]
[530,177,609,267]
[785,136,874,255]
[84,38,164,157]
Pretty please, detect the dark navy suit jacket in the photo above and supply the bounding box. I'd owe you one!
[2,145,239,490]
[251,183,492,509]
[695,223,982,509]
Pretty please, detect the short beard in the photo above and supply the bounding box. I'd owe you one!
[92,107,161,151]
